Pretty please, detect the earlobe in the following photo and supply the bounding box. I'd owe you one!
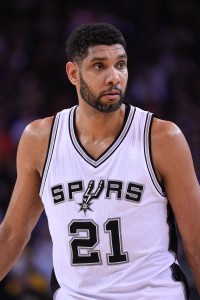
[66,62,79,85]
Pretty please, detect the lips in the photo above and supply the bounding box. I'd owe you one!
[102,92,120,100]
[103,90,120,96]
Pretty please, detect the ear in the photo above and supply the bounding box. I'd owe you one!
[66,62,79,85]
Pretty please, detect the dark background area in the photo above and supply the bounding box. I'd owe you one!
[0,0,200,299]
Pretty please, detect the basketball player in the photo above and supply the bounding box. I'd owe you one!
[0,23,200,299]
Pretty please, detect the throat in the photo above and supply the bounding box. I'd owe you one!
[80,136,116,160]
[73,103,129,160]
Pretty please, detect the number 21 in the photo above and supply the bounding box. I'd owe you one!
[69,218,129,265]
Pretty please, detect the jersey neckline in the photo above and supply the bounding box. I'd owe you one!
[68,103,135,168]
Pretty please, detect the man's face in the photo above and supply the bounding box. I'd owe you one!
[78,44,128,113]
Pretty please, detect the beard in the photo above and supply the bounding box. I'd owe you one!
[79,73,126,113]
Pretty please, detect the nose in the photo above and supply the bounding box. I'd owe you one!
[105,67,120,86]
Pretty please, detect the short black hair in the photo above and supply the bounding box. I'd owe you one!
[66,22,126,64]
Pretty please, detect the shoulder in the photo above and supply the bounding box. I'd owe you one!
[20,116,54,154]
[151,117,192,181]
[17,116,54,176]
[24,116,54,138]
[152,117,181,139]
[151,117,188,154]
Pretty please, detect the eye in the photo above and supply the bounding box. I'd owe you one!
[117,61,126,69]
[94,63,104,71]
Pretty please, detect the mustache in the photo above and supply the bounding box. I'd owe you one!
[101,86,122,94]
[105,85,121,93]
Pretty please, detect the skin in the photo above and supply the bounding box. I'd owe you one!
[0,44,200,295]
[66,45,128,158]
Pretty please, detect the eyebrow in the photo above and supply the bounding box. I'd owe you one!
[89,53,127,63]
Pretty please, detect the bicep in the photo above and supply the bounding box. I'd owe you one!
[2,124,44,240]
[4,172,44,236]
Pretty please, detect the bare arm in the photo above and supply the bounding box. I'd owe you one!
[152,118,200,294]
[0,117,53,280]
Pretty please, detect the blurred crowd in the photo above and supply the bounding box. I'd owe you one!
[0,0,200,299]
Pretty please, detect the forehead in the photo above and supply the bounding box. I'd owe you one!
[85,44,127,61]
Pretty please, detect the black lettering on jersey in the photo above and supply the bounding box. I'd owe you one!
[83,180,105,200]
[51,184,65,204]
[78,180,105,214]
[125,182,144,202]
[68,181,83,200]
[106,180,123,199]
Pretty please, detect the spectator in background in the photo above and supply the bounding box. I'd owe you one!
[0,21,200,300]
[0,1,200,299]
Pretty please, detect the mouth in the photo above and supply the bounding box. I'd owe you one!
[101,87,122,101]
[104,86,120,92]
[103,91,120,96]
[103,88,121,97]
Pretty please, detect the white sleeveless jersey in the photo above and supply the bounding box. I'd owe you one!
[40,104,189,300]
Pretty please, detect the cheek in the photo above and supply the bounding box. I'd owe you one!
[86,77,103,92]
[122,73,128,87]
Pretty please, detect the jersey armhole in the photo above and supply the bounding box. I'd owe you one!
[144,113,166,197]
[39,113,61,197]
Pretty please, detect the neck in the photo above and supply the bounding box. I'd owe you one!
[75,103,126,142]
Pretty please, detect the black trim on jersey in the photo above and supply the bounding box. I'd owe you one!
[69,103,135,168]
[39,115,56,193]
[167,202,178,256]
[170,263,190,299]
[40,113,61,196]
[167,198,190,299]
[148,115,166,194]
[144,113,166,196]
[50,268,60,297]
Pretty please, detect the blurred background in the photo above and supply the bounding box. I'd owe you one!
[0,0,200,299]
